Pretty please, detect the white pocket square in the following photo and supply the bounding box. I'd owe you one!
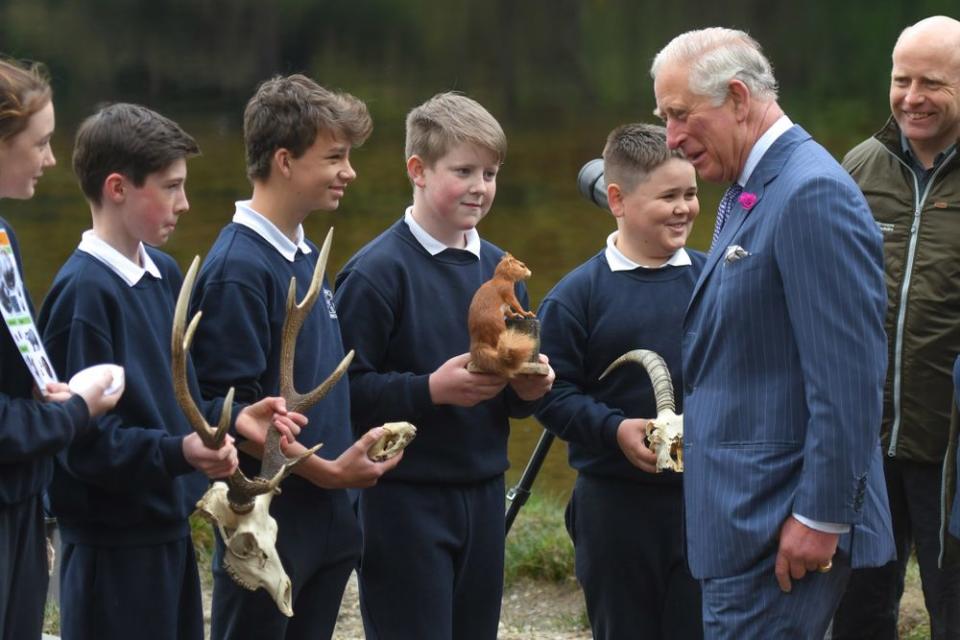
[724,245,751,263]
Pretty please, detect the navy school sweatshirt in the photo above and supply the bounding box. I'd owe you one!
[535,249,706,484]
[190,223,352,491]
[0,217,89,508]
[333,218,538,484]
[38,248,230,545]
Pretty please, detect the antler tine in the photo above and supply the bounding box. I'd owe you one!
[259,426,324,491]
[173,256,234,449]
[279,227,353,414]
[174,257,278,513]
[599,349,676,414]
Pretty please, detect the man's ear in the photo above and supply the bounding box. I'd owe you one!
[728,79,751,121]
[407,155,426,188]
[607,182,625,218]
[273,148,293,179]
[104,173,126,204]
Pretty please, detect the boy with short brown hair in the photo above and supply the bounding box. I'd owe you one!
[189,74,401,640]
[536,123,704,639]
[38,102,296,640]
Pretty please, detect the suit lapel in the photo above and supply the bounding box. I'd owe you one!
[686,126,813,313]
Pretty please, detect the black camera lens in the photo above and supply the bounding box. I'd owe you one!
[577,158,607,209]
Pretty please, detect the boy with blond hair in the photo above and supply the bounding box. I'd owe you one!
[189,74,402,640]
[536,124,704,639]
[38,103,298,640]
[334,92,555,639]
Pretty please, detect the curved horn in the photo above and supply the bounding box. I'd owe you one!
[599,349,675,414]
[279,227,354,415]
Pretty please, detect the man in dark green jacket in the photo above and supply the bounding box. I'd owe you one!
[833,15,960,640]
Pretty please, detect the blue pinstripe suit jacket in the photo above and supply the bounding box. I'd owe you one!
[682,125,896,579]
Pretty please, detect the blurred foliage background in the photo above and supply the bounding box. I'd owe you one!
[4,0,954,140]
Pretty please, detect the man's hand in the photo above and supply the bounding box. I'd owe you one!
[616,418,658,473]
[183,432,238,479]
[775,515,840,592]
[235,396,306,446]
[509,354,555,401]
[429,353,507,407]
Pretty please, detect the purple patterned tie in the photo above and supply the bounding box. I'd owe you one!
[711,183,743,250]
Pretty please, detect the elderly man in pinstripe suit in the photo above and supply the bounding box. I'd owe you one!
[652,28,895,638]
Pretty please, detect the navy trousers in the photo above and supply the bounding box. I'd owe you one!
[833,459,960,639]
[567,474,702,640]
[59,535,202,640]
[701,546,851,639]
[0,497,48,640]
[210,485,359,640]
[357,477,505,640]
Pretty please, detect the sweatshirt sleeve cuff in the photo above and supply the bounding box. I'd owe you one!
[228,400,248,442]
[160,435,193,477]
[601,414,623,450]
[409,374,434,415]
[504,386,540,418]
[64,394,92,435]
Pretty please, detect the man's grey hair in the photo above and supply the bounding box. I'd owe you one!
[650,27,779,104]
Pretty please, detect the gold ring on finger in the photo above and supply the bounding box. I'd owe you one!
[817,560,832,573]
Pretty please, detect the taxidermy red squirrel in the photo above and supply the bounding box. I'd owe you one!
[468,253,537,378]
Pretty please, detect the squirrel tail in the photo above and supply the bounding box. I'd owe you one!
[471,328,535,378]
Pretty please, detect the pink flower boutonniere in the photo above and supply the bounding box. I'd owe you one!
[739,192,758,210]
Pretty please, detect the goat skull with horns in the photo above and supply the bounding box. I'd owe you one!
[172,228,351,617]
[600,349,683,473]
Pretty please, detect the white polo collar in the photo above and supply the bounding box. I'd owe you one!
[77,230,162,287]
[232,201,312,262]
[604,231,691,271]
[403,207,481,257]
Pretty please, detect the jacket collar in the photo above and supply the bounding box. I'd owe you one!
[687,124,812,309]
[873,116,906,158]
[872,115,960,167]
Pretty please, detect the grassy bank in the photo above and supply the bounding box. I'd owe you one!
[506,493,575,585]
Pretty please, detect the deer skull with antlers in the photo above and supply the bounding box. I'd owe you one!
[173,228,352,616]
[600,349,683,473]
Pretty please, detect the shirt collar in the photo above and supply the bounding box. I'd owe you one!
[403,207,481,257]
[900,131,955,170]
[232,200,312,262]
[604,231,691,271]
[77,230,162,287]
[738,115,794,186]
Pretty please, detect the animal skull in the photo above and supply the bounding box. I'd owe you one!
[368,422,417,462]
[600,349,684,472]
[195,483,293,616]
[644,408,683,472]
